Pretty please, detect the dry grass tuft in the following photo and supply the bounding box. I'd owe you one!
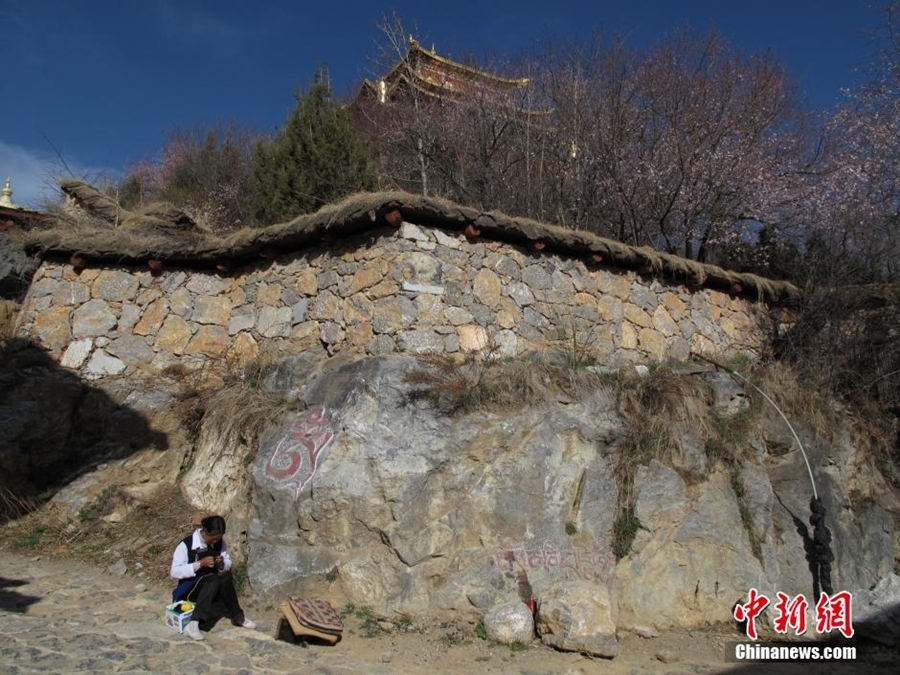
[616,366,712,467]
[0,483,192,586]
[609,366,713,557]
[0,484,37,522]
[404,354,610,416]
[744,360,842,442]
[200,381,297,444]
[198,355,301,446]
[0,299,19,342]
[158,354,302,456]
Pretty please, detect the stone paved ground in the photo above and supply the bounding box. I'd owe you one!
[0,548,893,675]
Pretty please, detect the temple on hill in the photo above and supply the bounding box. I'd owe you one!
[356,37,532,106]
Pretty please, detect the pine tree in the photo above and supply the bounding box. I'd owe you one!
[253,69,376,224]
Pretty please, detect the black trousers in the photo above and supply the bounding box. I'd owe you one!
[186,573,245,630]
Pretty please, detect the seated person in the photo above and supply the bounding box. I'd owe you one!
[170,514,255,640]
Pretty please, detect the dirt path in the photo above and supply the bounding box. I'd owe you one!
[0,548,889,674]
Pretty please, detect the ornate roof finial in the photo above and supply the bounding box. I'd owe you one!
[0,177,20,209]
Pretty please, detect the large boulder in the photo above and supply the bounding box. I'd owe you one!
[536,581,618,657]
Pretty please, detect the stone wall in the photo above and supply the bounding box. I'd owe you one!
[16,221,774,378]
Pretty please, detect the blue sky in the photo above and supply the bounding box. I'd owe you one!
[0,0,884,210]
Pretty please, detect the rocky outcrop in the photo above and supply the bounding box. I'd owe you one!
[3,337,896,653]
[169,354,898,645]
[0,233,37,299]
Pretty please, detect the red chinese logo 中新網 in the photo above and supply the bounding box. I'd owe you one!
[734,588,854,640]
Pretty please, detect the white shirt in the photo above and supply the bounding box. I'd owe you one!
[170,529,233,580]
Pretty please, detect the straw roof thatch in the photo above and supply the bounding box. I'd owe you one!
[15,182,801,303]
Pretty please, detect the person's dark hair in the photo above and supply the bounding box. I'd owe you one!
[201,515,226,535]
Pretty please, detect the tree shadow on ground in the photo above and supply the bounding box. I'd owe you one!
[0,338,169,523]
[0,575,40,613]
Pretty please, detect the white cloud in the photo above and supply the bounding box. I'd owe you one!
[0,141,117,211]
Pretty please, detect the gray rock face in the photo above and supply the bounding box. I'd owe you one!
[245,356,622,613]
[702,371,751,416]
[173,354,899,632]
[615,467,767,629]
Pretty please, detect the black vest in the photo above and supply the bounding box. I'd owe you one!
[183,534,223,576]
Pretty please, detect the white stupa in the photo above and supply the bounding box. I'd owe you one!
[0,178,22,209]
[0,178,21,209]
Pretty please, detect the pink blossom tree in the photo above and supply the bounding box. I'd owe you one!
[813,2,900,281]
[118,124,257,232]
[527,30,814,260]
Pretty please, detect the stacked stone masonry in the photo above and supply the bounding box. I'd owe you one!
[17,222,773,379]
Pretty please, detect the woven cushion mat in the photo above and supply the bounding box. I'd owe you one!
[288,596,344,634]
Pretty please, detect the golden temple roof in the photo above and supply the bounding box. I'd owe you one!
[358,38,531,105]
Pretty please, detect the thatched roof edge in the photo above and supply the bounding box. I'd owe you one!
[15,190,801,303]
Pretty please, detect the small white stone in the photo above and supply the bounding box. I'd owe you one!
[633,625,659,638]
[434,229,461,248]
[60,338,93,369]
[401,281,444,295]
[84,350,126,377]
[400,222,429,241]
[656,650,678,663]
